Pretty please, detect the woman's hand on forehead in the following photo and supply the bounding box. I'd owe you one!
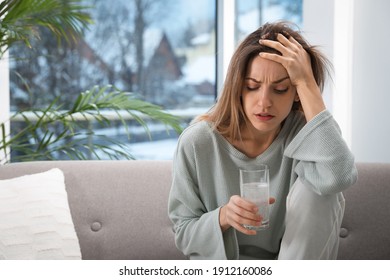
[258,33,313,88]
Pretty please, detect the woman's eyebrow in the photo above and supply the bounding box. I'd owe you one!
[272,76,290,84]
[245,76,290,84]
[245,77,261,83]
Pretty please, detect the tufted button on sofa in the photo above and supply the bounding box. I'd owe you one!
[0,161,389,260]
[91,222,102,232]
[339,228,349,238]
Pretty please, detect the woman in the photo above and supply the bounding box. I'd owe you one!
[168,22,357,260]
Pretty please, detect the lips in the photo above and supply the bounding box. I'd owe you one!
[254,113,274,121]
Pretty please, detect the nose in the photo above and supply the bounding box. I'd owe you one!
[257,88,272,108]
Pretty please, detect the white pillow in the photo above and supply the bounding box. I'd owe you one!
[0,168,82,259]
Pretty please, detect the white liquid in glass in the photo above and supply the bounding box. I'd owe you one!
[241,182,269,230]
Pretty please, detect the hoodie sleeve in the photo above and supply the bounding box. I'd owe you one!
[167,127,237,259]
[284,110,358,195]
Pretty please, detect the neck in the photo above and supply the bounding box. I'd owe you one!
[229,124,281,158]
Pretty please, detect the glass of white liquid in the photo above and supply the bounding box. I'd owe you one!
[240,165,270,230]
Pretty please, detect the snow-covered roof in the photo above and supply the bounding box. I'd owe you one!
[191,33,211,46]
[183,55,215,84]
[143,28,164,66]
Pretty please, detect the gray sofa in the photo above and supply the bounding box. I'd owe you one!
[0,160,389,260]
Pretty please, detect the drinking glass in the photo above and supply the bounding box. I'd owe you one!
[239,165,270,230]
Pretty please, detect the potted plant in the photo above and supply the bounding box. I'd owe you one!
[0,0,182,163]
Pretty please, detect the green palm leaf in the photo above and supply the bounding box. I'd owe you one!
[0,0,92,57]
[0,86,183,163]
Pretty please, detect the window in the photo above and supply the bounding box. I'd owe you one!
[9,0,216,160]
[235,0,303,45]
[7,0,302,161]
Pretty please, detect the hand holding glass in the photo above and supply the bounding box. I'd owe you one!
[240,166,270,230]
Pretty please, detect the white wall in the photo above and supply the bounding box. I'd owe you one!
[303,0,353,144]
[350,0,390,162]
[305,0,390,163]
[303,0,335,111]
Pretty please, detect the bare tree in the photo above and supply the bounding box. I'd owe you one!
[133,0,172,100]
[90,0,171,99]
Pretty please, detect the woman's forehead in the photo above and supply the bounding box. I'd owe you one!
[246,56,289,83]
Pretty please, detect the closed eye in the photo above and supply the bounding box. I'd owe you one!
[246,86,259,91]
[274,88,289,94]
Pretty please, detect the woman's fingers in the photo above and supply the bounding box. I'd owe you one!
[259,33,312,87]
[231,221,258,235]
[224,195,262,235]
[221,195,276,235]
[277,33,301,51]
[258,51,289,66]
[259,33,297,55]
[286,33,301,47]
[259,38,287,56]
[259,36,295,67]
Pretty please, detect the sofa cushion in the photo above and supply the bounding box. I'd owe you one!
[0,168,81,259]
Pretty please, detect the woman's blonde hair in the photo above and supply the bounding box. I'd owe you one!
[196,21,332,141]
